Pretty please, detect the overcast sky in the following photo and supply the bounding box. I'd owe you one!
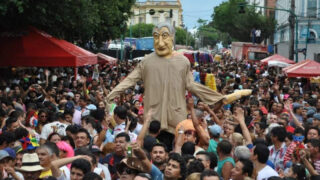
[180,0,227,29]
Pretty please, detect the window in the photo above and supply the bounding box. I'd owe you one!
[307,0,317,17]
[309,31,316,43]
[139,17,144,23]
[152,17,159,24]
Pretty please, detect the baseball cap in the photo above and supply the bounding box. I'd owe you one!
[314,113,320,121]
[307,109,316,117]
[208,124,222,136]
[0,150,10,161]
[292,102,302,110]
[65,101,75,110]
[4,148,16,159]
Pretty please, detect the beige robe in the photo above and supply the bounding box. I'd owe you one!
[106,52,224,133]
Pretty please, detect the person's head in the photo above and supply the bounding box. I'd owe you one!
[149,120,161,135]
[252,144,269,164]
[307,127,320,140]
[47,132,61,143]
[83,172,102,180]
[133,173,152,180]
[286,163,306,180]
[36,142,59,167]
[230,132,244,147]
[252,109,263,121]
[276,103,284,113]
[164,153,187,180]
[75,128,91,148]
[187,159,204,175]
[308,139,320,156]
[230,158,254,180]
[268,114,278,124]
[5,117,20,132]
[151,142,168,166]
[186,173,201,180]
[38,109,49,123]
[200,170,220,180]
[217,140,232,156]
[278,113,289,126]
[114,132,130,156]
[63,109,74,123]
[184,129,197,143]
[234,146,251,161]
[152,22,175,58]
[254,122,266,135]
[56,141,74,159]
[181,142,195,156]
[196,151,211,170]
[117,159,139,180]
[114,106,127,124]
[208,124,222,139]
[17,153,44,180]
[293,127,305,142]
[70,158,92,180]
[270,126,286,143]
[66,124,80,140]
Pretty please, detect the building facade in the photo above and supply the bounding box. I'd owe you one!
[129,0,183,28]
[274,0,320,62]
[247,0,277,16]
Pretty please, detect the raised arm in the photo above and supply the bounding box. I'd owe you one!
[203,104,222,126]
[136,109,153,147]
[188,98,210,146]
[106,63,142,103]
[285,102,304,129]
[185,65,225,106]
[50,155,89,178]
[233,107,252,145]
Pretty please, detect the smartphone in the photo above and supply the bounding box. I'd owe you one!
[127,146,132,157]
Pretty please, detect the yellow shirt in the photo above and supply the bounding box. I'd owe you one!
[39,169,52,178]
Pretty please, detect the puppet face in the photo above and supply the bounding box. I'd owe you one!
[153,27,174,58]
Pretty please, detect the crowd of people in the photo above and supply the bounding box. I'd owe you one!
[0,52,320,180]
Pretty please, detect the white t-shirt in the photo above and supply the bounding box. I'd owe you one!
[133,123,143,135]
[257,165,279,180]
[98,163,111,180]
[60,166,70,180]
[40,121,69,140]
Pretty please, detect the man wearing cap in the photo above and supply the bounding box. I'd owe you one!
[0,149,24,180]
[207,124,222,155]
[16,153,44,180]
[3,148,24,180]
[292,102,303,124]
[106,22,252,133]
[313,113,320,129]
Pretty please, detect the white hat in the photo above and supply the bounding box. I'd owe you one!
[16,153,44,172]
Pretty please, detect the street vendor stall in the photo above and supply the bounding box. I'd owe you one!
[283,59,320,78]
[0,27,97,77]
[261,54,295,65]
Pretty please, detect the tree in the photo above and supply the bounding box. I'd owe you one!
[196,19,219,48]
[125,23,155,38]
[211,0,276,43]
[0,0,135,48]
[175,27,195,47]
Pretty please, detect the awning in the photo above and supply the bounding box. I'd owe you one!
[261,54,295,65]
[268,61,291,68]
[97,53,117,65]
[283,59,320,78]
[0,27,97,67]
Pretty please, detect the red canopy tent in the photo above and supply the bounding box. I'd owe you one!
[97,53,117,66]
[261,54,295,65]
[0,27,97,70]
[283,60,320,78]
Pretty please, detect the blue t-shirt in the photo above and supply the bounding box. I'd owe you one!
[150,164,163,180]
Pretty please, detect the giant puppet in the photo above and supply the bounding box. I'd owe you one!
[106,22,251,133]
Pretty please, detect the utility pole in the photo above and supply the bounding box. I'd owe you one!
[288,0,295,60]
[304,17,311,60]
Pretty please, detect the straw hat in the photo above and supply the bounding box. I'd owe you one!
[16,153,44,172]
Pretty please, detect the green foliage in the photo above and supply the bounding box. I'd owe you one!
[0,0,135,48]
[125,23,155,38]
[175,27,195,47]
[212,0,276,43]
[197,18,220,48]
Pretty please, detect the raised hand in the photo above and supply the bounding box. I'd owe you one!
[187,98,194,110]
